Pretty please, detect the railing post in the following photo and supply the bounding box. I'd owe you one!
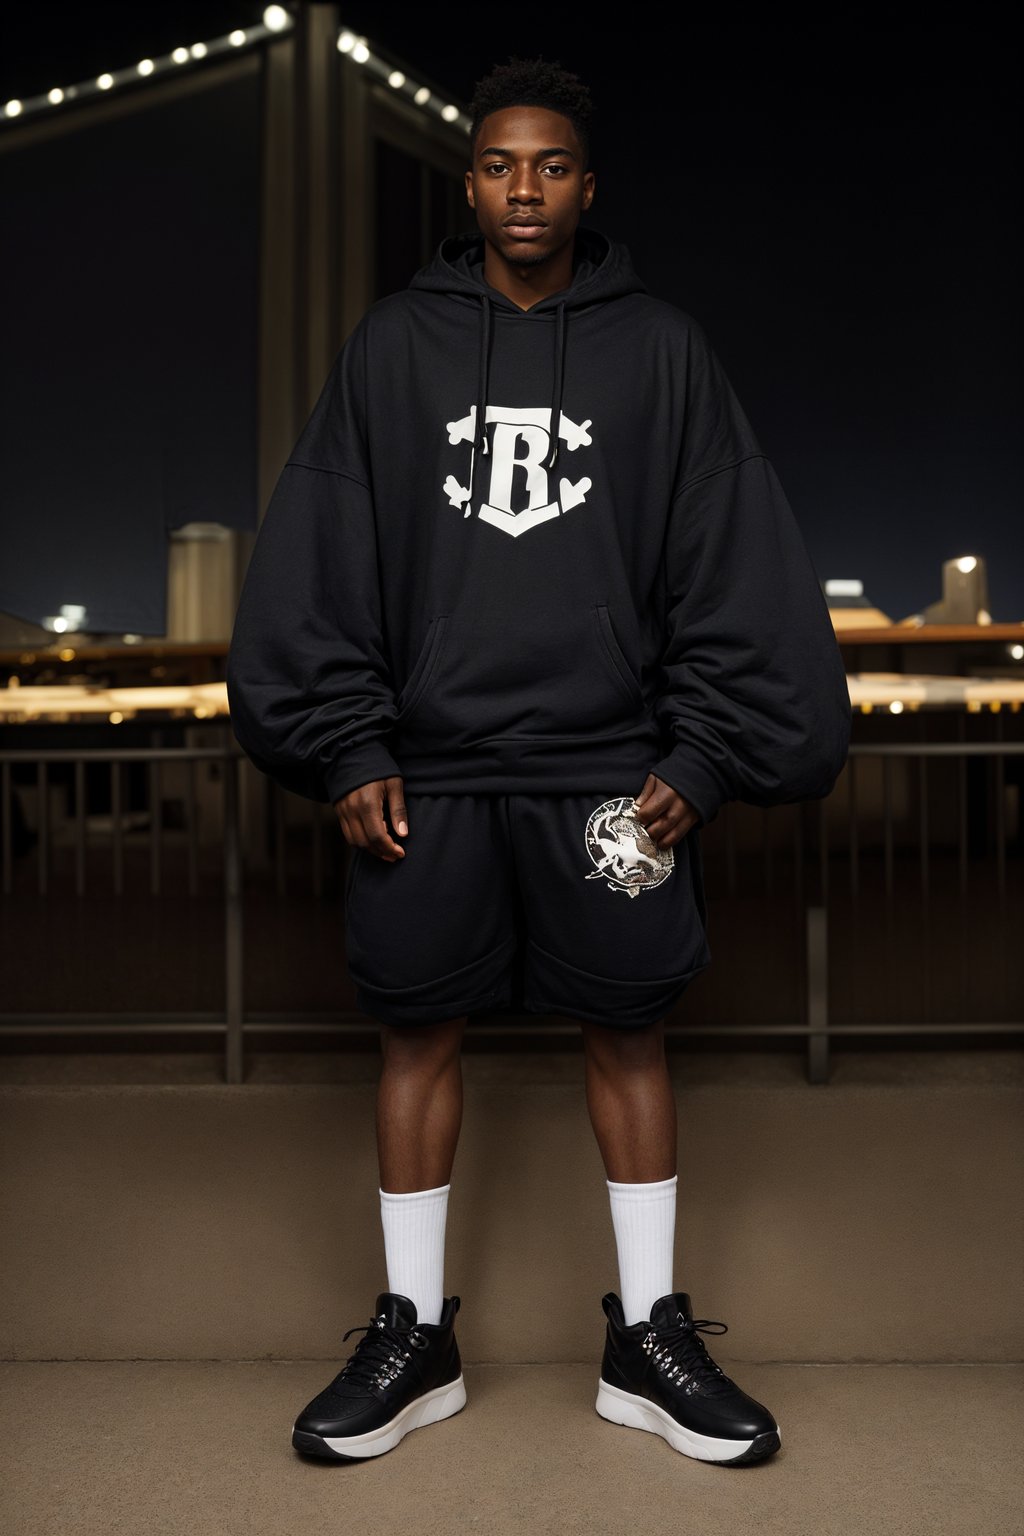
[223,752,245,1084]
[806,904,829,1083]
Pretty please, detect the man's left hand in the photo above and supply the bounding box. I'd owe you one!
[631,773,700,850]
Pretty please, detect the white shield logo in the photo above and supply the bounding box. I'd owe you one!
[443,404,593,537]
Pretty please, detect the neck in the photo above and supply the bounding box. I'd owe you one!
[481,232,577,312]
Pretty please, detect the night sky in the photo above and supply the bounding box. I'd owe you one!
[4,5,1021,623]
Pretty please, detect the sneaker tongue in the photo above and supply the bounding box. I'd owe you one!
[374,1292,419,1330]
[650,1291,694,1330]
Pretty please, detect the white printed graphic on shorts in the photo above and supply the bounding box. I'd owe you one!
[583,796,674,899]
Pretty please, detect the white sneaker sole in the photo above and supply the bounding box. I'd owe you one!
[293,1375,467,1460]
[595,1378,781,1465]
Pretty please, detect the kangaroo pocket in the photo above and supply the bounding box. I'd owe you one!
[393,602,646,747]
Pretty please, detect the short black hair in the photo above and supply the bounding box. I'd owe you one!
[468,55,594,171]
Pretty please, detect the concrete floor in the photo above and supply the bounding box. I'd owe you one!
[4,1048,1021,1534]
[5,1051,1022,1366]
[2,1361,1021,1536]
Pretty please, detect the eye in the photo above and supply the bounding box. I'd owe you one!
[484,163,509,175]
[544,164,569,175]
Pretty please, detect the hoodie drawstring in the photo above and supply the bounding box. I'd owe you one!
[468,294,493,509]
[545,300,567,474]
[468,294,568,505]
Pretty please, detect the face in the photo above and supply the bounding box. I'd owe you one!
[465,105,595,268]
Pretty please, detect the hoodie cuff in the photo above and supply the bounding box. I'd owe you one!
[646,747,732,829]
[323,742,404,807]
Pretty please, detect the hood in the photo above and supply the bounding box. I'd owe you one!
[408,226,647,506]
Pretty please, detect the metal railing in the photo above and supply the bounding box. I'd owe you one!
[1,739,1021,1083]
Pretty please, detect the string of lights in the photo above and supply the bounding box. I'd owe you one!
[1,5,471,135]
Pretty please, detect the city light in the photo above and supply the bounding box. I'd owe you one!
[0,14,470,136]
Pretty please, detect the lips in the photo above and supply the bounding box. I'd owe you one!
[503,217,548,240]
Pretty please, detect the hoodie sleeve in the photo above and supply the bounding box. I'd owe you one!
[226,323,402,805]
[647,323,852,828]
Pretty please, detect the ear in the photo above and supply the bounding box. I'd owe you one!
[464,168,474,208]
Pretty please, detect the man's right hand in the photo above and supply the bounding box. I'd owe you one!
[333,776,409,862]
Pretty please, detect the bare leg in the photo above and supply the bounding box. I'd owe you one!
[376,1015,468,1191]
[578,1016,677,1181]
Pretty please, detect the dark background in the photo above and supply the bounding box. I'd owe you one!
[0,69,260,633]
[2,4,1020,628]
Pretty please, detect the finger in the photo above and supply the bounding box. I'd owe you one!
[386,777,409,837]
[361,787,405,861]
[334,797,373,850]
[339,813,372,851]
[632,772,658,809]
[631,790,672,828]
[365,815,405,860]
[655,808,701,847]
[334,803,357,847]
[334,787,404,856]
[644,808,690,848]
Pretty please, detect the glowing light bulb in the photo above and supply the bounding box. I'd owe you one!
[97,73,114,90]
[263,5,290,31]
[48,87,64,104]
[172,48,189,64]
[352,40,370,63]
[388,70,406,88]
[337,30,356,52]
[441,103,458,121]
[137,59,155,76]
[414,86,430,105]
[229,30,247,46]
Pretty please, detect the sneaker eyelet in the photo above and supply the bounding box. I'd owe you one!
[409,1329,429,1350]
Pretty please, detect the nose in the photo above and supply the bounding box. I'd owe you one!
[507,166,543,204]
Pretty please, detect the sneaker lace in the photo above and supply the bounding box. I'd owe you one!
[333,1311,429,1393]
[641,1313,735,1397]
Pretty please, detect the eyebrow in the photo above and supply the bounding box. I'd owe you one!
[478,145,577,160]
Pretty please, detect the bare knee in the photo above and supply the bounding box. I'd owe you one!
[579,1016,666,1072]
[379,1014,468,1072]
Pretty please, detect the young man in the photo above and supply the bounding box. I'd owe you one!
[226,57,851,1467]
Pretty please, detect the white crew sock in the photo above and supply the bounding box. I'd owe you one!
[606,1174,678,1325]
[378,1183,450,1326]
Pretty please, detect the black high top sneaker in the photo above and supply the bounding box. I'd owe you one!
[595,1291,781,1466]
[291,1292,466,1460]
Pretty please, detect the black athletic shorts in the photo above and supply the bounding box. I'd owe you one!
[343,787,712,1031]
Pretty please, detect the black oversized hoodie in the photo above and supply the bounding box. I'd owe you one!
[226,227,851,827]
